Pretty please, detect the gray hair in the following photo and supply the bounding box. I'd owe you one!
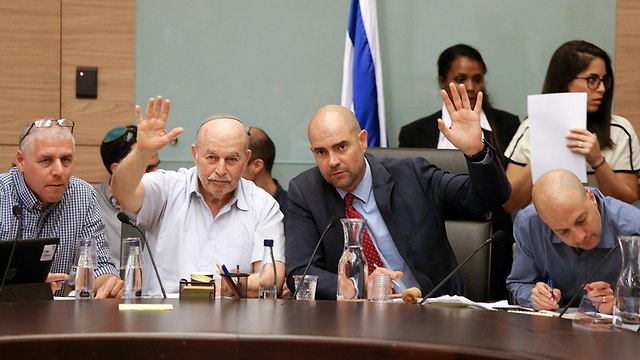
[19,121,76,155]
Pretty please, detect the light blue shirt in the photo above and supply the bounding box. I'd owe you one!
[507,188,640,308]
[337,159,420,291]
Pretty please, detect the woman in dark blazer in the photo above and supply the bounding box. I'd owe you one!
[398,44,520,166]
[398,44,520,300]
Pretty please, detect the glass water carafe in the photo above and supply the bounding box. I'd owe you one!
[337,218,368,301]
[613,235,640,326]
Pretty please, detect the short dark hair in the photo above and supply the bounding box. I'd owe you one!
[542,40,614,149]
[100,125,137,174]
[247,127,276,173]
[437,43,487,79]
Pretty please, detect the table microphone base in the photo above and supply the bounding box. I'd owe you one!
[0,283,53,302]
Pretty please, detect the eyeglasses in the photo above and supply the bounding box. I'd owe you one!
[102,126,136,144]
[574,75,613,91]
[19,118,75,144]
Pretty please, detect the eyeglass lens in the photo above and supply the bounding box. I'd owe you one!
[586,76,612,90]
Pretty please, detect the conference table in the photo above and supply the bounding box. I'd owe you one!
[0,298,638,359]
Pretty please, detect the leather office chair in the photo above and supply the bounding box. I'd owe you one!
[366,147,493,301]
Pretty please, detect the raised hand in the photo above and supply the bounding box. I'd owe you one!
[135,96,184,152]
[437,83,484,156]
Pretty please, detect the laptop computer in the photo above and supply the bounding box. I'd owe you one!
[0,238,60,284]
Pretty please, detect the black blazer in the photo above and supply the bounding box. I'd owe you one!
[398,109,520,166]
[285,151,511,300]
[399,107,520,300]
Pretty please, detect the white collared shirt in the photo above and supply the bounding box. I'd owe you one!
[137,167,285,295]
[437,103,491,149]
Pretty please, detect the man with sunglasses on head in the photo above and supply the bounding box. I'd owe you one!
[110,97,285,297]
[94,125,161,271]
[0,119,124,298]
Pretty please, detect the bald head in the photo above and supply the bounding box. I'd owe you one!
[308,105,361,142]
[196,116,248,152]
[307,105,368,192]
[532,169,587,214]
[532,169,602,250]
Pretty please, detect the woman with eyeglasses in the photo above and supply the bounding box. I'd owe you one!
[504,40,640,213]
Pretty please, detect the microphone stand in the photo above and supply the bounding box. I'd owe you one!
[285,217,339,304]
[0,206,23,298]
[419,230,504,305]
[117,212,166,298]
[558,244,621,318]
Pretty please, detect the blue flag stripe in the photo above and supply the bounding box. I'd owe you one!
[344,0,384,147]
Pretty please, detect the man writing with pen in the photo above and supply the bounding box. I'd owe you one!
[507,169,640,314]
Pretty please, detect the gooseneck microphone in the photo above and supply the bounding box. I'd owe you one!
[0,205,23,298]
[287,216,340,302]
[117,212,166,298]
[558,243,621,318]
[419,230,505,305]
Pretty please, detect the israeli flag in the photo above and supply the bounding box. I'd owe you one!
[341,0,387,147]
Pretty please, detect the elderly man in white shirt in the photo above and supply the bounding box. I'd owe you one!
[110,97,285,297]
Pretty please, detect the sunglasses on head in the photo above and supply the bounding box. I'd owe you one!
[19,118,75,145]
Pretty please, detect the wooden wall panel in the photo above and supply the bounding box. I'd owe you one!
[61,0,135,183]
[0,1,61,171]
[615,0,640,136]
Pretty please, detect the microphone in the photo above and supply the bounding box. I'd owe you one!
[558,244,621,318]
[0,205,23,298]
[117,212,166,298]
[287,216,340,302]
[419,230,505,305]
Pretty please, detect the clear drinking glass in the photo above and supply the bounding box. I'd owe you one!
[369,273,392,303]
[573,295,613,331]
[293,275,318,300]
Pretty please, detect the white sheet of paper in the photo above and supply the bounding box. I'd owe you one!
[528,93,587,183]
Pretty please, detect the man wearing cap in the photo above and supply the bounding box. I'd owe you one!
[94,125,160,269]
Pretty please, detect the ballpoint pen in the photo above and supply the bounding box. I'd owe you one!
[219,264,241,298]
[547,278,554,302]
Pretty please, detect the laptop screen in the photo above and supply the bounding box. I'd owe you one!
[0,238,60,284]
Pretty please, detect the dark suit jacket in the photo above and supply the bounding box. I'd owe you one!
[398,109,520,163]
[285,150,511,300]
[398,108,520,300]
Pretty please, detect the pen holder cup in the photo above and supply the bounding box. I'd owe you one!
[220,273,249,299]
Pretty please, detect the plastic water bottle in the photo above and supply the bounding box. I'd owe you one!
[75,239,95,300]
[258,239,278,299]
[124,238,143,299]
